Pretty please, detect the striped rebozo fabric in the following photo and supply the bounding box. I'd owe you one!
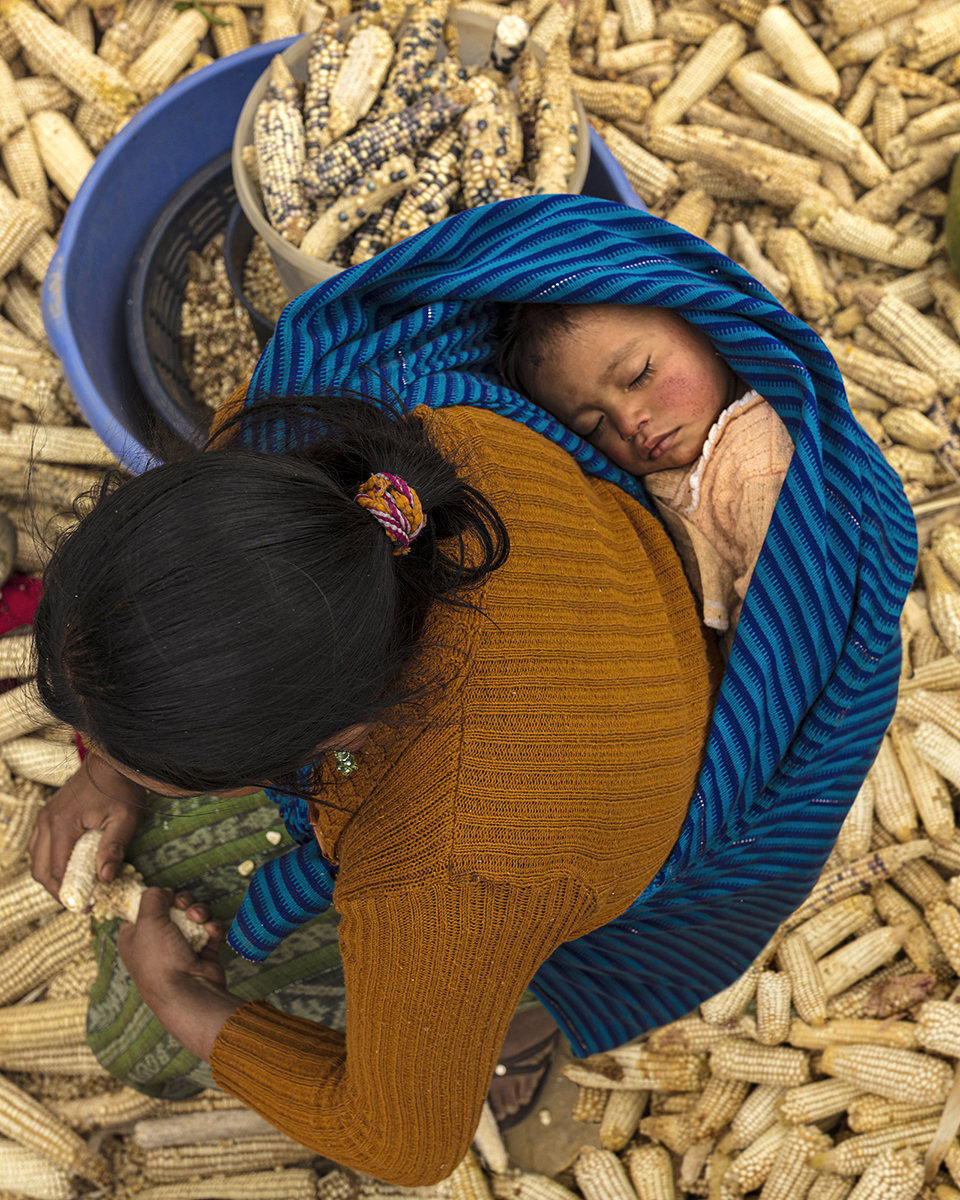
[233,194,918,1053]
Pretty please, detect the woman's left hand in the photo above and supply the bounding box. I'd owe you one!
[118,888,244,1062]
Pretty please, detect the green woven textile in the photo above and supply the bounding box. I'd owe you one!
[85,791,345,1098]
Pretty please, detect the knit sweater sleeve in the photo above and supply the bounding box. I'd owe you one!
[210,873,595,1185]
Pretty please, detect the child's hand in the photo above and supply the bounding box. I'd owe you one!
[29,753,146,900]
[118,888,241,1062]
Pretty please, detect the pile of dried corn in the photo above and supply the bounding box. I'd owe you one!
[15,0,960,1196]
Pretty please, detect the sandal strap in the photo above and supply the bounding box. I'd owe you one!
[494,1030,560,1076]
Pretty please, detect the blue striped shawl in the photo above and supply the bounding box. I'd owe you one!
[233,195,917,1052]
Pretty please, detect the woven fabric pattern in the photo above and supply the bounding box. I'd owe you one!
[243,195,917,1053]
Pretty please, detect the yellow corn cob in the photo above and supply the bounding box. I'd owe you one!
[778,930,829,1025]
[722,1123,789,1193]
[821,1043,953,1105]
[778,1077,863,1125]
[135,1171,320,1200]
[598,1089,648,1151]
[565,1052,708,1093]
[0,995,87,1050]
[755,970,792,1045]
[755,4,840,101]
[818,925,909,996]
[587,118,678,206]
[728,64,888,186]
[814,1117,942,1174]
[621,1143,674,1200]
[716,1083,784,1153]
[0,1137,73,1200]
[571,1084,608,1122]
[1,736,80,786]
[793,198,933,269]
[144,1134,317,1182]
[759,1124,833,1200]
[574,1147,639,1200]
[492,1174,579,1200]
[847,1094,943,1133]
[788,1017,919,1051]
[0,1071,109,1184]
[824,335,938,409]
[856,284,960,393]
[709,1039,810,1087]
[646,20,745,129]
[301,154,414,259]
[869,734,919,842]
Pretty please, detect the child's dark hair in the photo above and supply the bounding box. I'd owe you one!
[496,302,584,397]
[33,394,509,796]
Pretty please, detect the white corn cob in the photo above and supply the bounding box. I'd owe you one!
[728,64,889,187]
[794,894,876,958]
[0,867,60,941]
[778,930,828,1025]
[0,1137,74,1200]
[532,35,576,195]
[820,1043,953,1104]
[574,1147,639,1200]
[889,720,954,843]
[779,1077,863,1125]
[843,1149,924,1199]
[127,7,207,100]
[325,25,393,144]
[135,1171,319,1200]
[621,1143,675,1200]
[0,1071,109,1184]
[856,283,960,394]
[869,734,919,842]
[818,925,909,996]
[788,1017,919,1050]
[755,4,841,101]
[598,1089,648,1152]
[1,735,80,786]
[792,199,933,270]
[587,118,678,207]
[143,1134,318,1182]
[823,336,938,410]
[472,1102,507,1174]
[28,110,94,201]
[647,20,746,129]
[837,778,875,861]
[755,970,793,1045]
[301,154,414,260]
[211,4,249,56]
[903,2,960,69]
[709,1039,810,1087]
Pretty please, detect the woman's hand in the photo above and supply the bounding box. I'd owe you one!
[29,752,147,900]
[118,888,243,1062]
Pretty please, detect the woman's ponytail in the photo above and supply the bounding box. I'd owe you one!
[33,392,509,797]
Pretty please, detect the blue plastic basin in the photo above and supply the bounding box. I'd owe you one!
[42,42,646,471]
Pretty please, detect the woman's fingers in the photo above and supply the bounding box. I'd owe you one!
[96,803,142,882]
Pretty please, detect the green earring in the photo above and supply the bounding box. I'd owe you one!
[333,750,358,777]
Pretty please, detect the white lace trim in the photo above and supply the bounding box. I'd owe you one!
[682,389,760,517]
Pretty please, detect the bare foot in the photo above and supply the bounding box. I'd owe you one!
[488,1007,560,1125]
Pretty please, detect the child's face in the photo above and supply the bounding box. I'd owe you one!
[525,305,734,476]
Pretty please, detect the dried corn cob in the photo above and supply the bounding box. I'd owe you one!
[779,1077,863,1124]
[1,735,79,786]
[210,4,249,56]
[571,75,650,123]
[0,1137,73,1200]
[722,1123,789,1193]
[588,118,678,206]
[0,1041,109,1074]
[646,19,746,129]
[870,734,920,842]
[532,34,575,195]
[717,1083,784,1152]
[837,779,876,861]
[0,867,59,941]
[710,1039,810,1087]
[388,129,460,242]
[574,1147,639,1200]
[823,336,938,410]
[755,970,792,1045]
[813,1117,942,1174]
[598,1089,648,1151]
[303,21,343,159]
[378,0,450,117]
[793,198,934,269]
[261,0,298,41]
[761,1124,833,1200]
[778,929,829,1025]
[621,1143,674,1200]
[565,1051,708,1093]
[143,1134,316,1182]
[847,1094,942,1133]
[571,1084,608,1122]
[766,226,838,322]
[0,1068,109,1184]
[728,64,889,187]
[301,153,414,259]
[818,925,909,995]
[135,1171,320,1200]
[788,1017,919,1050]
[326,25,394,144]
[755,4,841,101]
[350,194,401,264]
[255,56,310,246]
[821,1043,953,1104]
[303,85,472,199]
[27,110,92,203]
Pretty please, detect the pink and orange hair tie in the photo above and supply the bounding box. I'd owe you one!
[354,472,426,556]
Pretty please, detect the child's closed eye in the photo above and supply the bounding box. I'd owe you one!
[628,361,654,390]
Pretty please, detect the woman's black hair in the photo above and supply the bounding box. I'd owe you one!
[33,393,509,797]
[495,302,584,397]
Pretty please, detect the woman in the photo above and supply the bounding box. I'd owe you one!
[29,195,915,1184]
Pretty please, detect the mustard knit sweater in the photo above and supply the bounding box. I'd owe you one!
[210,405,712,1184]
